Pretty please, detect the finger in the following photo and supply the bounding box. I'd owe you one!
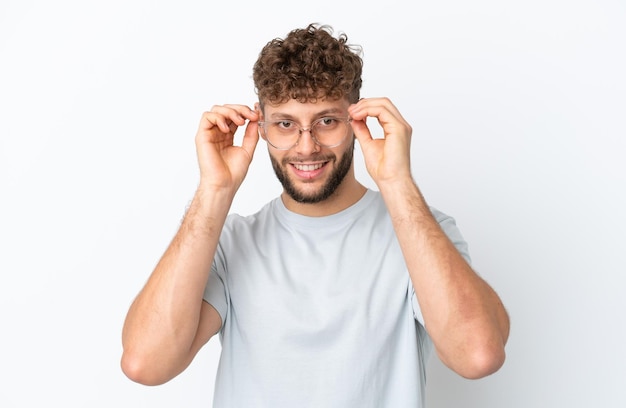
[351,97,407,124]
[350,118,374,144]
[211,104,259,125]
[198,105,257,135]
[240,120,260,161]
[198,111,230,134]
[350,97,400,113]
[349,99,401,124]
[349,98,411,138]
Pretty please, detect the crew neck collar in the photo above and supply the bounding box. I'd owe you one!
[272,188,378,228]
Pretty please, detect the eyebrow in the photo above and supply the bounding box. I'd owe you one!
[267,108,346,121]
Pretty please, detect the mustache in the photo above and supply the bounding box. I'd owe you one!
[281,153,336,166]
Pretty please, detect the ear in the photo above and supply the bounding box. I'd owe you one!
[254,102,267,140]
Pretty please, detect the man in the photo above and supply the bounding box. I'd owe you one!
[121,23,509,407]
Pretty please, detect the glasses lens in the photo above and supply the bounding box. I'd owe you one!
[265,121,299,149]
[312,118,349,147]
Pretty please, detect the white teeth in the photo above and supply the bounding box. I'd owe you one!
[294,163,323,171]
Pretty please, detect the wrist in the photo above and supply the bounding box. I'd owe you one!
[377,175,418,197]
[378,177,430,217]
[184,184,235,222]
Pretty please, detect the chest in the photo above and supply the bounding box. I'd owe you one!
[221,221,411,342]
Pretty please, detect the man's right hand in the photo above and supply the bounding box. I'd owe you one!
[195,104,259,194]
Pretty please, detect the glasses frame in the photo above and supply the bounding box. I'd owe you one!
[258,116,353,150]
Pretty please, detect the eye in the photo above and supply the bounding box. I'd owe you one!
[315,117,340,129]
[275,120,296,130]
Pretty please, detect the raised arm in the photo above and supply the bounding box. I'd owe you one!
[121,105,259,385]
[349,98,509,379]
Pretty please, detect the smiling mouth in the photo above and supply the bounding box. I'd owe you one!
[292,162,326,171]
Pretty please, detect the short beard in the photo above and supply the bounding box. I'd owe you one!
[270,138,355,204]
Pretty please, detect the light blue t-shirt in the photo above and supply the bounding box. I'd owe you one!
[204,189,470,408]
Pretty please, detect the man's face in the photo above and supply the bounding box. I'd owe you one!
[260,98,355,204]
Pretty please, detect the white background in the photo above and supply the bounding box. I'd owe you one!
[1,0,625,407]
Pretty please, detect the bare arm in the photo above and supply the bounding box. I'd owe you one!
[349,98,509,379]
[121,105,259,385]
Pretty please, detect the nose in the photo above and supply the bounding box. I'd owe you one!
[294,128,321,155]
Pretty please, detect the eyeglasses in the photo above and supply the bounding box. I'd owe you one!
[258,117,353,150]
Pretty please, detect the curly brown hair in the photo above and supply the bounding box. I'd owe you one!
[253,23,363,109]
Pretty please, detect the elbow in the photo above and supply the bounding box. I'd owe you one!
[437,329,508,379]
[454,343,507,379]
[449,306,510,379]
[121,350,172,386]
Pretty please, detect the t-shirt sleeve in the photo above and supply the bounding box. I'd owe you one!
[431,207,472,263]
[411,208,472,324]
[203,262,228,329]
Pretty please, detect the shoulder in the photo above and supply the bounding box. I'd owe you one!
[222,198,280,235]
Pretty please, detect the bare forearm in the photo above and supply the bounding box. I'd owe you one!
[121,187,233,382]
[379,178,509,378]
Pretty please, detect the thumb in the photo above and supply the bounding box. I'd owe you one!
[352,118,374,142]
[241,121,260,161]
[351,118,376,154]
